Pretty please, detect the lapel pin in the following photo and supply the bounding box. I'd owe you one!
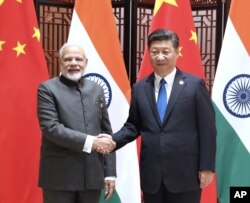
[179,80,184,85]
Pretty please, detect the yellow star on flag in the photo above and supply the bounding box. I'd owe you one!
[13,41,26,57]
[0,40,5,51]
[0,0,5,6]
[32,27,41,41]
[16,0,22,3]
[189,30,198,44]
[154,0,178,15]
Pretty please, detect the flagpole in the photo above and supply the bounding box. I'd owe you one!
[221,0,226,40]
[128,0,132,82]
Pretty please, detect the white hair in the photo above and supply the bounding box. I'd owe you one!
[59,42,87,59]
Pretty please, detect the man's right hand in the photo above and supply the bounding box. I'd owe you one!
[92,134,116,154]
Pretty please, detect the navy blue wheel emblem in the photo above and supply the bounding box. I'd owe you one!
[83,73,112,108]
[223,74,250,118]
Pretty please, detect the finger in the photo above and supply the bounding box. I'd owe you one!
[105,188,115,200]
[98,149,108,154]
[200,178,209,188]
[105,192,113,200]
[104,180,115,199]
[104,183,109,195]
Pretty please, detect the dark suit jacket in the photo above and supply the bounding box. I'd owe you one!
[113,69,216,193]
[37,75,116,191]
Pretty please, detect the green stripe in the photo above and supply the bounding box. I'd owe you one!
[213,103,250,203]
[99,189,121,203]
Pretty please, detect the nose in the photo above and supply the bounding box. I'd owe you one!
[70,58,78,65]
[156,52,165,60]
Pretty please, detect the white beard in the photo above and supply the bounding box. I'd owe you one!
[65,72,82,82]
[60,68,82,82]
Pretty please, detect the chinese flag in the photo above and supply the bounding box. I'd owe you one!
[137,1,217,203]
[0,1,48,203]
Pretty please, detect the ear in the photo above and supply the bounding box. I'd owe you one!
[58,57,62,64]
[84,58,88,67]
[176,47,181,57]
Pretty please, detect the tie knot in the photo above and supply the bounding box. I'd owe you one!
[160,79,166,85]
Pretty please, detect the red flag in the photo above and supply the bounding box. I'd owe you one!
[0,1,49,202]
[137,1,217,203]
[139,0,204,79]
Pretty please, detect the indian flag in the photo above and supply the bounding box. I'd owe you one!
[212,0,250,203]
[67,1,141,203]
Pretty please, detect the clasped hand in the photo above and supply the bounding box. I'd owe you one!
[92,134,116,154]
[199,170,214,188]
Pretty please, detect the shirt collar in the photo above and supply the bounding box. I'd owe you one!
[154,68,176,89]
[60,75,84,87]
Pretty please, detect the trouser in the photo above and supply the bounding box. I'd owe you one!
[43,189,101,203]
[143,182,201,203]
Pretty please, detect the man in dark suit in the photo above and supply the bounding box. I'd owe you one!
[100,29,216,203]
[37,43,116,203]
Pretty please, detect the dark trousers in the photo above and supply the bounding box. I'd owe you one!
[43,189,101,203]
[143,182,201,203]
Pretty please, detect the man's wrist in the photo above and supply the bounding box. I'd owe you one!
[83,135,95,153]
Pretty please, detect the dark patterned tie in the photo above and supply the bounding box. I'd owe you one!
[157,79,167,122]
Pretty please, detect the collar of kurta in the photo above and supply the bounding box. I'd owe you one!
[59,75,84,88]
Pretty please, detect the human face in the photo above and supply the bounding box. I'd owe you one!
[149,40,179,77]
[60,45,87,82]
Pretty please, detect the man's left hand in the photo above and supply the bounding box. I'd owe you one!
[104,179,115,200]
[199,170,213,189]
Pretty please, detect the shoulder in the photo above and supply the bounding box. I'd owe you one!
[175,69,207,94]
[38,77,60,89]
[179,70,202,80]
[177,69,204,84]
[133,73,154,88]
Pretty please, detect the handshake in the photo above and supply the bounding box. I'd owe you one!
[92,134,116,154]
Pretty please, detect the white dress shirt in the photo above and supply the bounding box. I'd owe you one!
[154,68,176,102]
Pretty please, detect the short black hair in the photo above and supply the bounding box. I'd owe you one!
[147,29,179,49]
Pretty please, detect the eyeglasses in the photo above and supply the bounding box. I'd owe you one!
[62,57,86,63]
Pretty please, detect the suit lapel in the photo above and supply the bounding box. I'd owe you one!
[163,69,186,124]
[143,70,187,127]
[144,74,162,126]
